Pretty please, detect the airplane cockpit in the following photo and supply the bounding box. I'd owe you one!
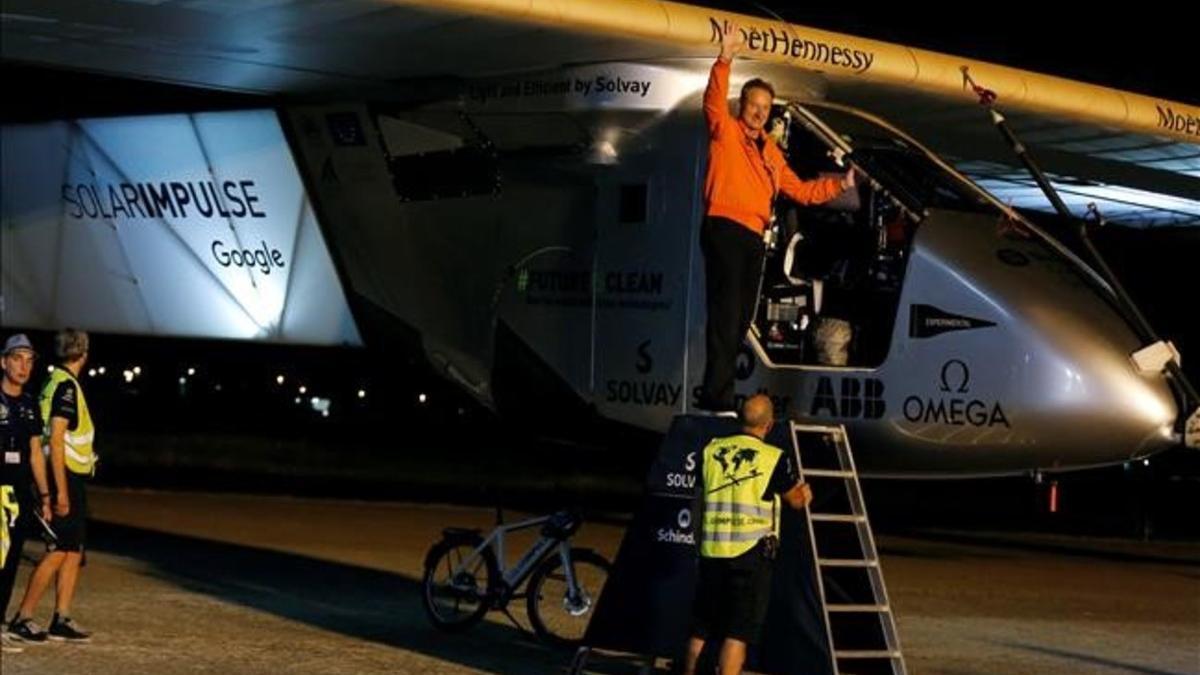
[752,102,995,369]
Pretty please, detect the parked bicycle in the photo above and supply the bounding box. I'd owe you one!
[421,509,611,646]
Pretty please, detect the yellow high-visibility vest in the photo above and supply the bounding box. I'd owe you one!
[700,434,782,559]
[40,367,96,476]
[1,485,17,568]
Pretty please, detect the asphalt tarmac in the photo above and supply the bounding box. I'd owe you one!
[2,488,1196,674]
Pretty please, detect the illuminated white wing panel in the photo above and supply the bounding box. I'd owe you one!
[956,160,1200,227]
[1,110,361,346]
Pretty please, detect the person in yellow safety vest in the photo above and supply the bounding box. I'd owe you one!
[0,487,16,653]
[684,394,813,675]
[0,488,15,569]
[9,329,94,643]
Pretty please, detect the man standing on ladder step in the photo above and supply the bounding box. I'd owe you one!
[698,20,855,414]
[685,394,814,675]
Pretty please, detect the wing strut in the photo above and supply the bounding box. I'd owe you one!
[961,67,1200,441]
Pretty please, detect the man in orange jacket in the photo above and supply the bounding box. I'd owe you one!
[698,21,855,413]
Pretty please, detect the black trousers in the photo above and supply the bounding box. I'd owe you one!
[700,217,765,408]
[691,545,774,643]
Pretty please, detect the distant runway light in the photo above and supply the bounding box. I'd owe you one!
[123,370,134,383]
[294,397,301,404]
[276,374,285,385]
[299,386,307,394]
[187,367,196,376]
[357,389,366,399]
[97,367,106,375]
[322,410,330,418]
[1143,459,1150,466]
[88,369,97,377]
[133,366,142,376]
[418,393,427,404]
[179,377,187,385]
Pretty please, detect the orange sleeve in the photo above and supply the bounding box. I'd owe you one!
[779,164,843,205]
[704,58,734,137]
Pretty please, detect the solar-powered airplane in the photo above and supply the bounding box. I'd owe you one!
[3,0,1197,476]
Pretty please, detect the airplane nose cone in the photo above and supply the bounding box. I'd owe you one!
[1124,376,1178,455]
[1057,350,1179,461]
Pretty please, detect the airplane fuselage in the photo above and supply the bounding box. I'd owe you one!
[280,61,1181,476]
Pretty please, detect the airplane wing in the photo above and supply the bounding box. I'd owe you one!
[829,81,1200,227]
[4,0,1196,228]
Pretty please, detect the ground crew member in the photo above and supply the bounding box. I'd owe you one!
[697,21,855,413]
[1,489,14,572]
[684,394,813,675]
[9,329,95,643]
[1,334,51,652]
[0,488,18,654]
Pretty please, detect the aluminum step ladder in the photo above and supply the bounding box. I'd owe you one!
[791,422,906,675]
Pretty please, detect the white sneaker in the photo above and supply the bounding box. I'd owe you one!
[1,632,25,653]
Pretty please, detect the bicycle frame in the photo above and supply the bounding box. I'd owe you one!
[452,515,579,601]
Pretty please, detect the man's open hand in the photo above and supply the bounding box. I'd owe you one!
[719,21,744,62]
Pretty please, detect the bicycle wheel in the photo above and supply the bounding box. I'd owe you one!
[526,547,611,646]
[421,536,497,631]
